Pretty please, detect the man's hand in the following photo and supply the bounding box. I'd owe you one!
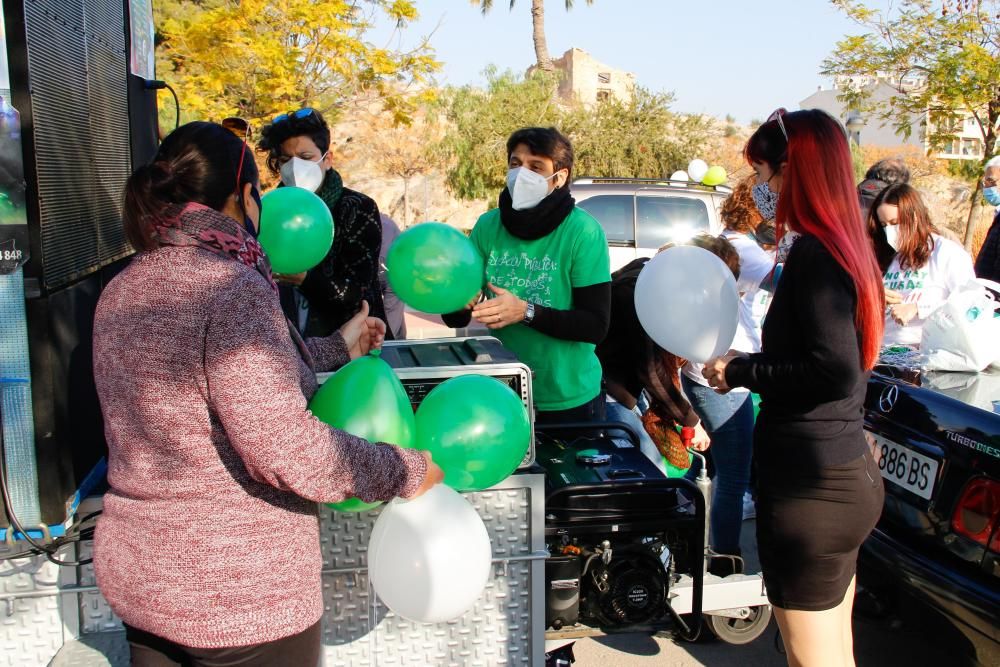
[471,283,528,329]
[274,272,307,286]
[338,301,386,359]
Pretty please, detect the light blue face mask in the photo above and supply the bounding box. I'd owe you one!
[984,186,1000,207]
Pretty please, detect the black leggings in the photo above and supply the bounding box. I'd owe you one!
[125,621,321,667]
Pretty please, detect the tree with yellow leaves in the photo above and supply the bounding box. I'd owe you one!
[155,0,440,127]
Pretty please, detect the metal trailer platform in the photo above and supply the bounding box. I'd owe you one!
[1,474,546,667]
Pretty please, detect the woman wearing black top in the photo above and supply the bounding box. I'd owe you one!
[704,109,885,667]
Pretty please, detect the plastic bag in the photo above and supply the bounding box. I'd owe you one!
[921,279,1000,372]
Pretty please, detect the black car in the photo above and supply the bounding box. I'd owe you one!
[861,362,1000,666]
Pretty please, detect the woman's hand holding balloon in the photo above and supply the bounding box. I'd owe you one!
[472,283,527,329]
[406,451,445,499]
[338,301,386,359]
[703,351,745,394]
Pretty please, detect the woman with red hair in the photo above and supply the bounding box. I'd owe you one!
[703,109,885,667]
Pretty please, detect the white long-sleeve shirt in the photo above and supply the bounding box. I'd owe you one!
[883,234,976,346]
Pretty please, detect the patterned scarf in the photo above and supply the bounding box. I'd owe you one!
[316,168,345,211]
[153,203,277,293]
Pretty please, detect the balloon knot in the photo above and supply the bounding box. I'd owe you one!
[370,349,382,358]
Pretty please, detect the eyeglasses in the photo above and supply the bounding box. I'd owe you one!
[272,108,316,125]
[984,176,998,188]
[767,108,789,141]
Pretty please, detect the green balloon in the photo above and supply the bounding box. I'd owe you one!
[701,165,728,187]
[386,222,484,314]
[415,375,530,491]
[308,352,415,512]
[258,187,334,274]
[751,393,761,422]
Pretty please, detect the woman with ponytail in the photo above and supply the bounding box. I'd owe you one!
[703,109,885,667]
[93,122,441,666]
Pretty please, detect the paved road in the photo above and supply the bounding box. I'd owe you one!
[570,519,975,666]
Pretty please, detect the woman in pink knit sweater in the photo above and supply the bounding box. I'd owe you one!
[92,122,442,666]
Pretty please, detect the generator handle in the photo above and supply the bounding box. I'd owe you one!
[534,421,642,449]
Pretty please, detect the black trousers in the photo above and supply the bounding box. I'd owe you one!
[125,621,321,667]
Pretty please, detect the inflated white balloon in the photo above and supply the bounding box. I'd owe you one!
[670,170,689,182]
[369,484,492,624]
[634,246,739,363]
[687,159,709,183]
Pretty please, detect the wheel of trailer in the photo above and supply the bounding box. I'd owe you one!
[705,605,772,645]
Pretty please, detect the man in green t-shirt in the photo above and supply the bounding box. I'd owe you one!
[443,127,611,422]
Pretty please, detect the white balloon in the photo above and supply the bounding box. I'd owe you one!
[634,246,739,363]
[369,484,492,624]
[687,159,709,183]
[670,170,689,183]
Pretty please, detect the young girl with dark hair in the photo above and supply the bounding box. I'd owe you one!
[95,121,441,666]
[703,109,885,667]
[868,183,975,346]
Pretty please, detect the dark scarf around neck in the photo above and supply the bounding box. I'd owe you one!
[498,184,575,241]
[316,167,345,210]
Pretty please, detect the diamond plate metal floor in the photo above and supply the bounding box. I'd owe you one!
[47,632,127,667]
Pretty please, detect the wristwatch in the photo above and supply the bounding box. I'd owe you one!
[523,302,536,325]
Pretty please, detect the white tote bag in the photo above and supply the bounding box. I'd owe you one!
[921,279,1000,372]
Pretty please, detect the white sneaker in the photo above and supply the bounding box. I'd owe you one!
[742,491,756,520]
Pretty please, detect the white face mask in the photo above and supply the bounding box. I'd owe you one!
[883,224,900,251]
[280,154,327,192]
[506,167,559,211]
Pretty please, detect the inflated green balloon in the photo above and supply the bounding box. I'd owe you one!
[258,187,334,274]
[751,393,762,422]
[701,165,728,187]
[309,352,415,512]
[386,222,484,314]
[415,375,529,491]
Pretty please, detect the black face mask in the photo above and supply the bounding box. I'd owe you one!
[243,186,262,238]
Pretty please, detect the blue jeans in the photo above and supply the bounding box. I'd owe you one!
[605,398,667,475]
[681,375,754,555]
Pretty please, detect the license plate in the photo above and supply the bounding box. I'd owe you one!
[866,433,939,500]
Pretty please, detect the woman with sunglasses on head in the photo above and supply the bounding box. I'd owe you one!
[258,107,389,337]
[92,121,441,667]
[703,109,886,667]
[868,183,975,346]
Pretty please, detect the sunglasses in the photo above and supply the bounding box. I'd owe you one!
[272,107,316,125]
[767,108,789,141]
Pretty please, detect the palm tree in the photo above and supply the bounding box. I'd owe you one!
[475,0,594,72]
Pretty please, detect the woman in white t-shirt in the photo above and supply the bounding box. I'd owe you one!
[869,184,976,346]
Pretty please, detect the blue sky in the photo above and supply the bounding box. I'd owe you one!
[373,0,865,124]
